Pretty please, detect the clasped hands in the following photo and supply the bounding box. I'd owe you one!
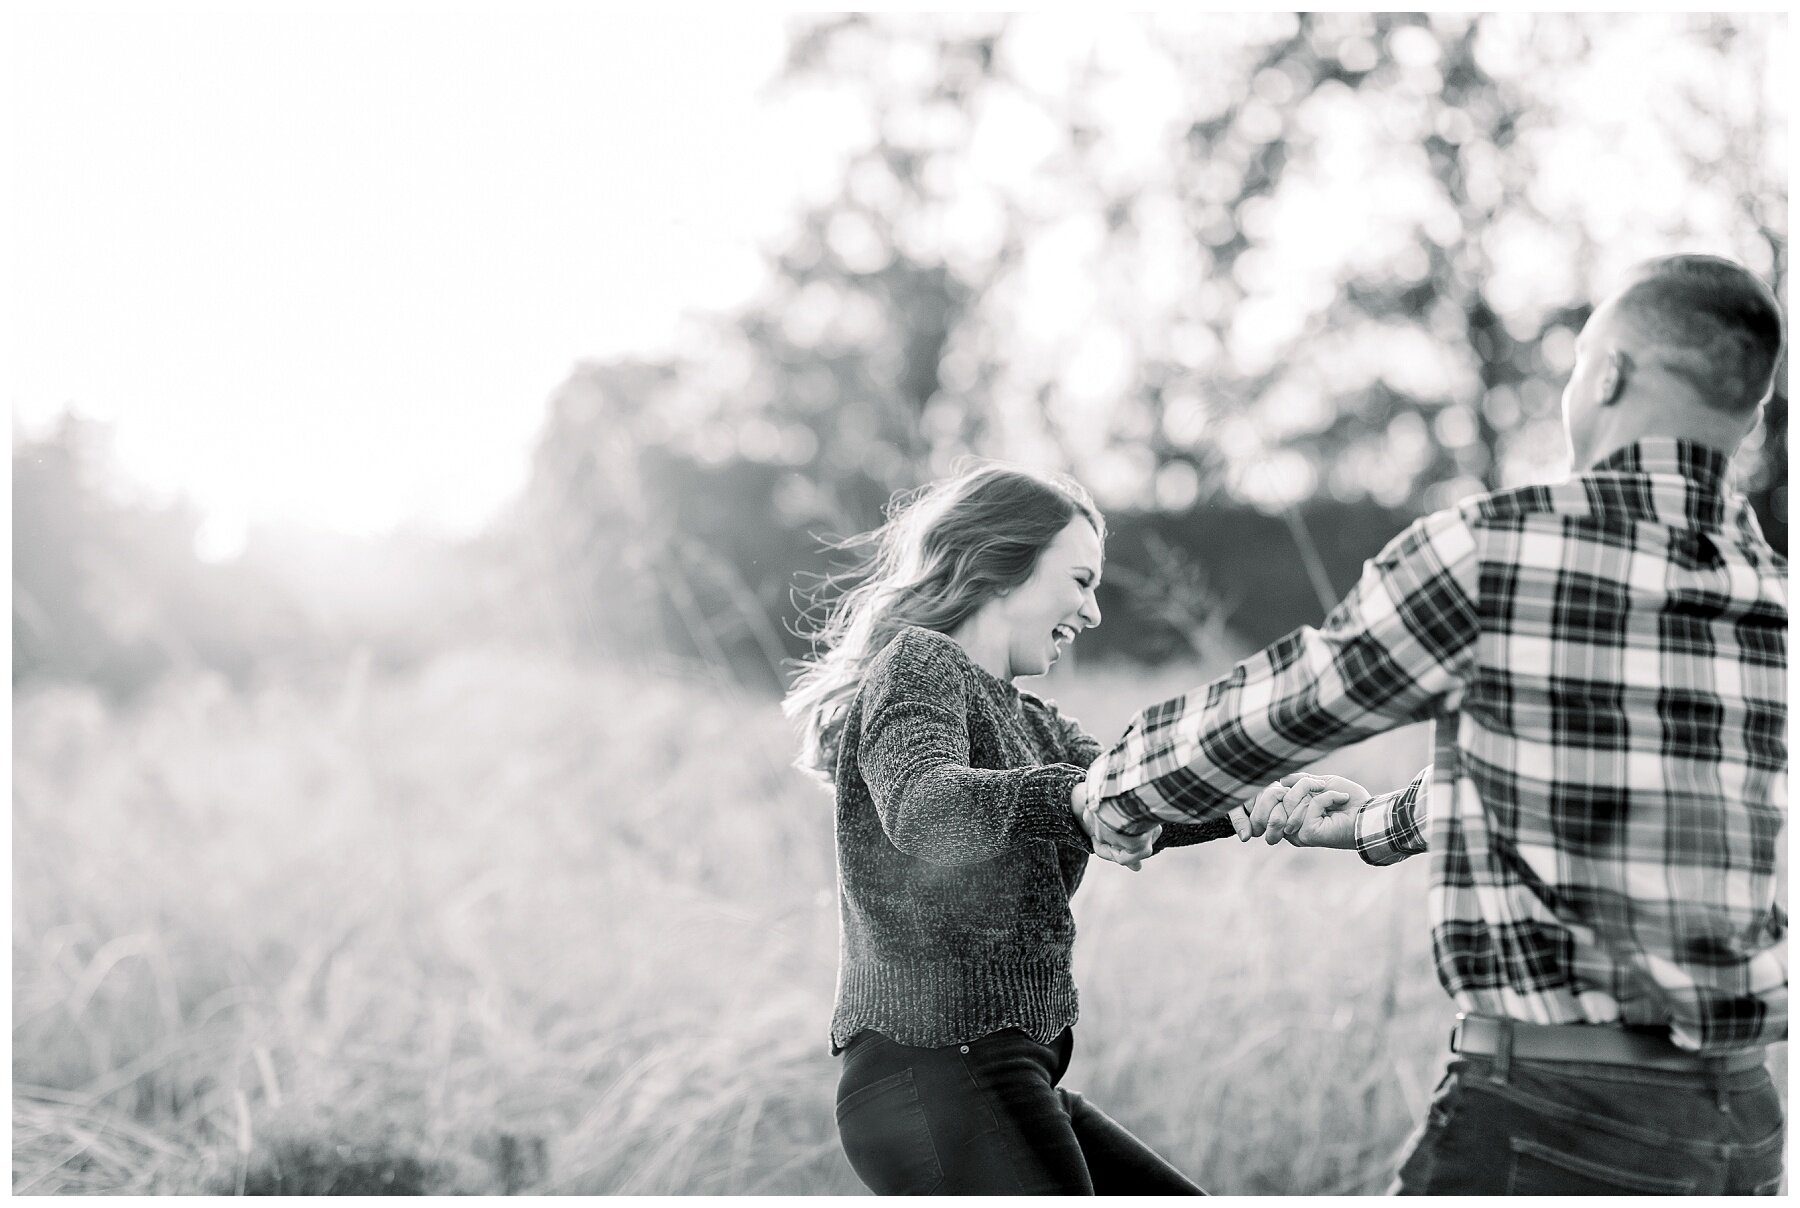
[1232,773,1367,849]
[1071,773,1368,870]
[1069,778,1160,871]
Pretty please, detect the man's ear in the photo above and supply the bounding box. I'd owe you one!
[1596,349,1628,406]
[1740,397,1769,444]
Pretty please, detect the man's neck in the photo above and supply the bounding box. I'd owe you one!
[1579,398,1747,471]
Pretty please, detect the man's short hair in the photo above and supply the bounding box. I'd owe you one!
[1613,254,1785,414]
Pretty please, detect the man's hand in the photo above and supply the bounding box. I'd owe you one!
[1071,779,1161,871]
[1232,773,1367,849]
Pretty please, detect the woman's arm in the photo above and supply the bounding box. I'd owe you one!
[858,631,1092,867]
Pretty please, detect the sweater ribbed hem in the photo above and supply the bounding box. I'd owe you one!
[829,956,1078,1053]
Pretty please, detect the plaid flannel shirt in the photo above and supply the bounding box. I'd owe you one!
[1088,438,1787,1053]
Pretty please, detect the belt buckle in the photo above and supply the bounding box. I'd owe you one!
[1448,1013,1467,1054]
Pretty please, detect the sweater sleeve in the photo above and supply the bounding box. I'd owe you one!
[1023,690,1104,769]
[859,631,1092,866]
[1153,815,1238,850]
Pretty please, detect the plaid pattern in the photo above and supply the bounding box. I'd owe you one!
[1088,438,1787,1053]
[1353,770,1427,867]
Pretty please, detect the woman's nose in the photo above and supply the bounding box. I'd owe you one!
[1081,593,1102,627]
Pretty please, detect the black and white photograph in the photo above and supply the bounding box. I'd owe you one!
[10,9,1788,1196]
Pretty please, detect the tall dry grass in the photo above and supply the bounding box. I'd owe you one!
[16,649,1776,1193]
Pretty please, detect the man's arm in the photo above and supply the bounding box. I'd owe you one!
[1088,509,1480,835]
[1027,694,1230,848]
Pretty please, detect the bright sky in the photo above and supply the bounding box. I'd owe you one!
[6,6,808,552]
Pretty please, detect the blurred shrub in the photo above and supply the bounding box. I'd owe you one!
[13,417,316,695]
[14,415,528,696]
[515,370,1415,687]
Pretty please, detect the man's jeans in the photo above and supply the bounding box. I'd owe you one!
[1393,1052,1784,1195]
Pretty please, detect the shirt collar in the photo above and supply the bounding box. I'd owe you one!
[1585,437,1734,530]
[1590,437,1730,489]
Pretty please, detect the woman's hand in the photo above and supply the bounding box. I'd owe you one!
[1236,773,1368,849]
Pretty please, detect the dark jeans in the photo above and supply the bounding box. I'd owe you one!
[1393,1053,1785,1195]
[835,1027,1205,1195]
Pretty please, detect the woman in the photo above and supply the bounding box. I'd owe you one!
[783,463,1231,1194]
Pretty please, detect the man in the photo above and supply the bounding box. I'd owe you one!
[1076,254,1787,1194]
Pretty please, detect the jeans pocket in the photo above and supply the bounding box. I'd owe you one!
[1735,1116,1786,1195]
[1505,1137,1698,1195]
[839,1029,880,1057]
[836,1067,943,1195]
[1392,1071,1466,1193]
[1423,1066,1460,1129]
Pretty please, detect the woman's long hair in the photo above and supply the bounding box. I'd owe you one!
[783,462,1104,783]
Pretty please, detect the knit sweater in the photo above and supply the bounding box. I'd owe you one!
[829,624,1233,1052]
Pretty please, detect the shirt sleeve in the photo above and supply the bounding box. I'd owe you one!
[1355,767,1430,866]
[860,633,1092,866]
[1089,509,1480,836]
[1025,691,1234,851]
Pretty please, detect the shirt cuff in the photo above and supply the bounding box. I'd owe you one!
[1355,782,1423,867]
[1086,759,1161,836]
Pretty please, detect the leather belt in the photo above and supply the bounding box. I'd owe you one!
[1449,1014,1766,1074]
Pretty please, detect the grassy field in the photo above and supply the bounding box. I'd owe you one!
[13,648,1779,1194]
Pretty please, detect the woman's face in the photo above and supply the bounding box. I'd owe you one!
[996,517,1103,678]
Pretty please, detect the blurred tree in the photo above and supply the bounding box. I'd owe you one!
[1677,15,1787,550]
[12,416,500,694]
[754,13,1783,535]
[518,13,1785,688]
